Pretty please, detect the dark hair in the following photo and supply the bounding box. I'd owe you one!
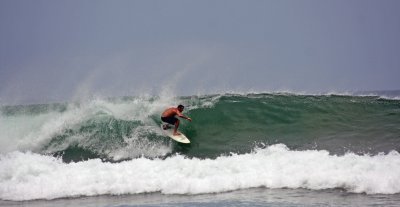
[178,104,184,109]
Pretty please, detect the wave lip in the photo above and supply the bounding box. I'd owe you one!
[1,144,400,201]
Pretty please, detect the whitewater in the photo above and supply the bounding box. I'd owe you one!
[1,92,400,203]
[1,144,400,201]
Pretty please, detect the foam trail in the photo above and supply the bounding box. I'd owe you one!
[107,125,173,160]
[1,144,400,201]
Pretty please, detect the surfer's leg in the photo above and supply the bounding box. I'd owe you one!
[161,117,175,130]
[173,119,181,135]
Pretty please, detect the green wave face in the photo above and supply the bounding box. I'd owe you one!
[185,94,400,157]
[1,94,399,162]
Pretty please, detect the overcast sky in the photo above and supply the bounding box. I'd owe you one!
[1,0,399,104]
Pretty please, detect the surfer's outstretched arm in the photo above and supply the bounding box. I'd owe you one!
[177,112,192,121]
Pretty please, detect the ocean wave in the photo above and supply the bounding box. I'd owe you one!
[208,89,400,100]
[1,144,400,201]
[1,93,399,161]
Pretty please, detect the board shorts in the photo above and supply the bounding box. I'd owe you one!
[161,116,178,125]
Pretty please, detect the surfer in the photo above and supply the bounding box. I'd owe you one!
[161,105,192,135]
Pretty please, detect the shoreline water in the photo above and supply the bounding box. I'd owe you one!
[2,188,400,207]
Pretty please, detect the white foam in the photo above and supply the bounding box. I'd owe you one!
[0,95,178,156]
[1,144,400,201]
[205,89,400,100]
[108,125,173,160]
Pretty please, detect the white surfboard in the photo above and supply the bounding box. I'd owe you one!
[160,123,190,143]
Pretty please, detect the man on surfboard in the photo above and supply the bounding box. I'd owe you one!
[161,105,192,136]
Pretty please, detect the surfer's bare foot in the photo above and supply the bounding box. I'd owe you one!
[173,132,181,136]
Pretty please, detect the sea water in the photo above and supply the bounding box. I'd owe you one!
[1,92,400,206]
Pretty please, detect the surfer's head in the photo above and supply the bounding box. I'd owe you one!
[177,104,184,112]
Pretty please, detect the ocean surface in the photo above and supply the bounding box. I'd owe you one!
[1,91,400,207]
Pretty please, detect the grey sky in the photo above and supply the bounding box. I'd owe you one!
[1,0,399,104]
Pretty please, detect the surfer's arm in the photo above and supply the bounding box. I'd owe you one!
[177,112,192,121]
